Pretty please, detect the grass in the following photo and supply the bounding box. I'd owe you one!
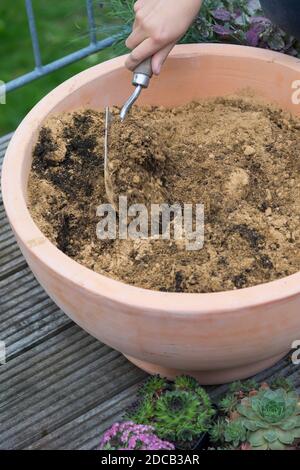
[0,0,125,134]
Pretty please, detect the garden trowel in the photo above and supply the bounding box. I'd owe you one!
[104,58,153,208]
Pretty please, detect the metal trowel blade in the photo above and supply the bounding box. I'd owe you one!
[104,106,116,209]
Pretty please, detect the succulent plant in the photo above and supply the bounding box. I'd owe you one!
[270,376,295,393]
[154,390,208,442]
[138,375,166,398]
[174,375,200,392]
[210,418,227,444]
[237,388,300,450]
[223,419,247,447]
[125,396,155,424]
[229,379,258,394]
[125,375,215,446]
[219,393,239,414]
[210,417,247,447]
[210,380,300,450]
[99,421,175,450]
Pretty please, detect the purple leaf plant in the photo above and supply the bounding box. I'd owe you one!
[212,8,232,22]
[186,0,300,58]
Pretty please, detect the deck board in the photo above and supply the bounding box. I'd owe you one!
[0,134,299,450]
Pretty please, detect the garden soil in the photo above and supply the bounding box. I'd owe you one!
[28,93,300,293]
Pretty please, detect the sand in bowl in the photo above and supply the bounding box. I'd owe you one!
[28,93,300,293]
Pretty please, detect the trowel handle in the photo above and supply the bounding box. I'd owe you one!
[134,58,153,78]
[120,57,153,121]
[133,58,153,88]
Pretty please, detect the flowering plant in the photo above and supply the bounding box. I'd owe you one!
[99,421,175,450]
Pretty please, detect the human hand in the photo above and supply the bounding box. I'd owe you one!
[125,0,203,75]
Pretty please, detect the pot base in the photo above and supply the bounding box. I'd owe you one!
[124,352,287,385]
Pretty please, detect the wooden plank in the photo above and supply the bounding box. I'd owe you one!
[0,132,14,146]
[0,226,14,243]
[0,324,81,386]
[0,337,145,449]
[22,353,300,450]
[210,356,300,401]
[0,210,26,279]
[0,132,299,450]
[0,136,145,450]
[27,383,145,450]
[0,136,11,201]
[0,133,13,162]
[0,267,39,307]
[0,137,68,360]
[0,207,7,221]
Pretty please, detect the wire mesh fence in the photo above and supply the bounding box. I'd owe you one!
[6,0,117,93]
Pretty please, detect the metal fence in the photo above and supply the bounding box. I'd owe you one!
[6,0,117,93]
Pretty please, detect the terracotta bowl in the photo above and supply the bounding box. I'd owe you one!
[2,44,300,384]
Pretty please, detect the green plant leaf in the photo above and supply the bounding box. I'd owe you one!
[263,430,278,443]
[269,440,286,451]
[249,430,266,447]
[276,429,295,445]
[280,417,298,431]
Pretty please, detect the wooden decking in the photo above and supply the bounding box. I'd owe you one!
[0,132,299,449]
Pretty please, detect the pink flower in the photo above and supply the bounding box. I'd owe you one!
[99,421,175,450]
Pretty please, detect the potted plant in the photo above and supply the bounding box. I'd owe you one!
[99,421,175,450]
[124,375,216,450]
[260,0,300,41]
[210,378,300,450]
[110,0,300,57]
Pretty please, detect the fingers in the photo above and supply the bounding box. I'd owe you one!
[134,0,155,15]
[126,26,147,50]
[126,38,175,75]
[151,42,176,75]
[125,0,178,73]
[133,0,145,12]
[125,37,161,71]
[126,1,156,49]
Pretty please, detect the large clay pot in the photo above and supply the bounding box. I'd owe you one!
[2,45,300,384]
[260,0,300,40]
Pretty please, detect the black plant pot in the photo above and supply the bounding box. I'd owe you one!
[260,0,300,40]
[175,405,219,451]
[175,431,209,451]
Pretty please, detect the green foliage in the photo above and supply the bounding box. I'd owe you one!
[1,0,117,134]
[210,418,227,444]
[106,0,134,55]
[125,375,215,445]
[224,419,247,447]
[155,390,206,442]
[4,0,300,134]
[125,397,155,423]
[107,0,300,58]
[219,393,238,413]
[270,376,295,393]
[210,380,300,450]
[229,379,258,394]
[210,417,247,448]
[138,375,166,398]
[174,375,200,392]
[108,0,135,26]
[237,388,300,450]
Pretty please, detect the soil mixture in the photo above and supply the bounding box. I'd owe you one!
[28,93,300,293]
